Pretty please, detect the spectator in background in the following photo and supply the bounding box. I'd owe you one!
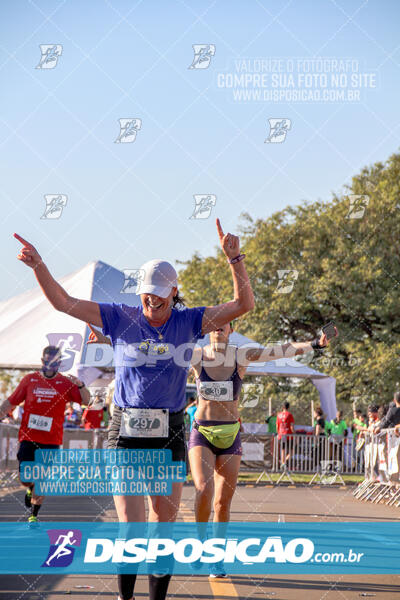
[326,410,348,462]
[82,404,103,430]
[265,409,277,460]
[353,404,379,468]
[367,404,380,430]
[326,410,348,436]
[374,392,400,433]
[377,404,389,423]
[361,404,381,480]
[313,406,326,469]
[81,391,106,430]
[326,410,347,437]
[314,406,325,436]
[276,402,295,469]
[185,397,197,431]
[265,409,277,434]
[352,409,367,462]
[352,408,366,440]
[64,402,82,429]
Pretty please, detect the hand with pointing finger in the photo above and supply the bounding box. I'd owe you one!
[216,218,240,260]
[86,323,111,346]
[14,233,42,269]
[318,326,339,348]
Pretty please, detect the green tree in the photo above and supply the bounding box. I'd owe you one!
[179,151,400,422]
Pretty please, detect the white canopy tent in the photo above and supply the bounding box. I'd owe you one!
[0,261,336,418]
[0,260,140,375]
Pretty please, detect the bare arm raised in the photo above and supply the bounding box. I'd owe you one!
[237,328,338,375]
[14,234,102,327]
[201,219,254,334]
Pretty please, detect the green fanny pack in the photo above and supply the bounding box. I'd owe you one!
[194,421,240,449]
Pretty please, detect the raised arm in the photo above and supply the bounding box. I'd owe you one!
[201,219,254,334]
[67,374,90,405]
[237,329,337,367]
[354,422,368,433]
[374,405,395,434]
[14,234,102,327]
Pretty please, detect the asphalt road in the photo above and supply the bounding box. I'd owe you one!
[0,482,399,599]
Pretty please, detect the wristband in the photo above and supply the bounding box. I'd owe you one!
[228,253,246,265]
[311,338,325,351]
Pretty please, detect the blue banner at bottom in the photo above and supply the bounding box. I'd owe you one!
[0,522,399,575]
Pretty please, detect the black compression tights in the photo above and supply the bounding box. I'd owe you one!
[117,574,171,600]
[149,574,172,600]
[117,574,136,600]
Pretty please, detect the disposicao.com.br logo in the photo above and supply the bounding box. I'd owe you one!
[42,529,82,568]
[84,535,316,565]
[0,522,396,575]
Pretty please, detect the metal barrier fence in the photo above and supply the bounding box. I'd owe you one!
[0,425,109,486]
[271,434,364,475]
[0,425,364,490]
[0,423,20,472]
[353,428,400,507]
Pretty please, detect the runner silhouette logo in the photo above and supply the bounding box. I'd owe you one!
[42,529,82,568]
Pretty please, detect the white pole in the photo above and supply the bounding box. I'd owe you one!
[311,399,314,426]
[268,397,272,416]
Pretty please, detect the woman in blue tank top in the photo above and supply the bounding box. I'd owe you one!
[189,322,335,576]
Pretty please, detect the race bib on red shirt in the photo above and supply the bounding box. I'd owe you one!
[28,413,53,432]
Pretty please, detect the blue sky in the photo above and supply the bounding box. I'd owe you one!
[1,0,400,301]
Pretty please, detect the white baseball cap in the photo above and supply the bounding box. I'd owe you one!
[137,259,178,298]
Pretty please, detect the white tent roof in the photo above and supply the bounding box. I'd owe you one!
[0,260,141,370]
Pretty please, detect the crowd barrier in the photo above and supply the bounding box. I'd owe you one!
[0,424,109,475]
[271,433,364,474]
[353,428,400,507]
[0,424,365,490]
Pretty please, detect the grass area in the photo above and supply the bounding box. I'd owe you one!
[186,472,364,485]
[238,472,364,484]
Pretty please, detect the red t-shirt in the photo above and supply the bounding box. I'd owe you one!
[276,410,294,439]
[8,372,82,445]
[82,407,103,430]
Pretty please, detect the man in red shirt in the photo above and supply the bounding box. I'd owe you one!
[0,346,89,524]
[276,401,295,469]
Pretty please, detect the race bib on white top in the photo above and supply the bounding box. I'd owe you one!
[28,413,53,432]
[120,408,169,438]
[199,380,233,402]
